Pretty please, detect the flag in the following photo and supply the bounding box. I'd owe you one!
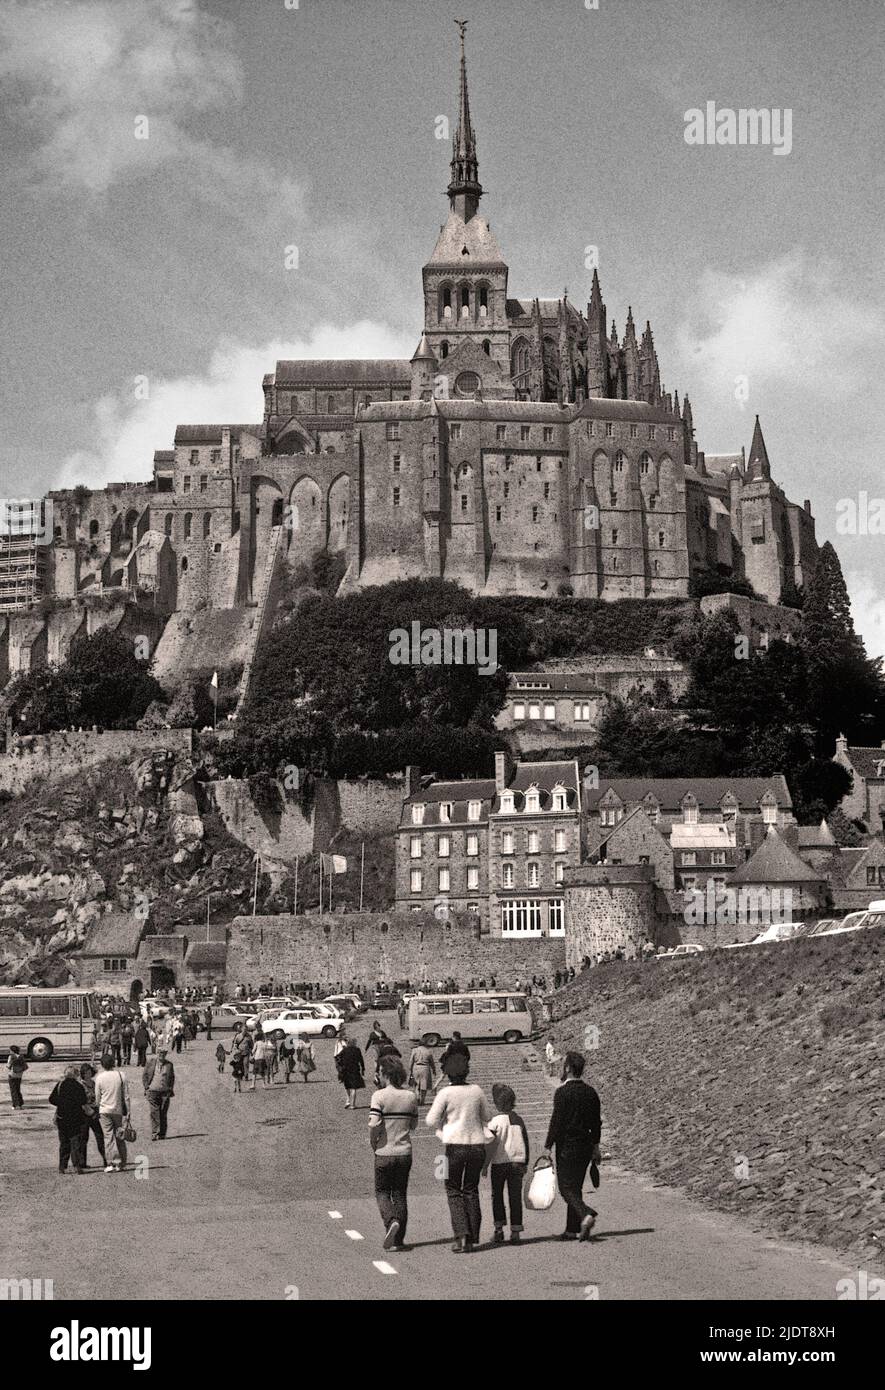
[210,670,218,690]
[321,854,347,874]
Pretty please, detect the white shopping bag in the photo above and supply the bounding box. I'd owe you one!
[525,1155,556,1210]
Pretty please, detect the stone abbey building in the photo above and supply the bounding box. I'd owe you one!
[41,24,817,615]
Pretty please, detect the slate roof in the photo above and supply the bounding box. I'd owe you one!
[509,672,607,695]
[842,746,885,779]
[426,212,506,266]
[186,941,228,969]
[797,821,837,848]
[77,914,145,958]
[273,360,411,386]
[732,830,823,885]
[584,777,792,812]
[173,425,262,444]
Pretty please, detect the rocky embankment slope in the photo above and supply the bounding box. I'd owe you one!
[0,751,257,983]
[545,931,885,1270]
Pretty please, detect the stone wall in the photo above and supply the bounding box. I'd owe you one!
[700,592,801,645]
[226,911,565,990]
[563,864,662,965]
[336,774,407,835]
[0,728,193,795]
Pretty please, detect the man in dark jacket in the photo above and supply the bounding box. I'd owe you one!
[143,1049,175,1141]
[543,1050,601,1241]
[133,1020,150,1067]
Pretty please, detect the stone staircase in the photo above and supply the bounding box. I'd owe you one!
[235,525,283,718]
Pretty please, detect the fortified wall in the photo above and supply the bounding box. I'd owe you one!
[563,864,664,966]
[226,911,566,989]
[0,728,193,795]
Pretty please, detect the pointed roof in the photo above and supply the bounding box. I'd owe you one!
[748,415,771,478]
[732,827,823,884]
[411,332,437,363]
[447,19,482,219]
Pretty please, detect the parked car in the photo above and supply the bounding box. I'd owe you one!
[372,990,400,1009]
[213,1004,255,1030]
[323,994,366,1015]
[259,1009,343,1041]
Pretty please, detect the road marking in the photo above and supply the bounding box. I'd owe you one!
[373,1260,397,1275]
[345,1229,364,1241]
[328,1210,342,1218]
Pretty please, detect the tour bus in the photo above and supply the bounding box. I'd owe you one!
[0,987,101,1061]
[407,992,533,1046]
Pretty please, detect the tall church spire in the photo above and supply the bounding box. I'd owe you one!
[448,19,482,221]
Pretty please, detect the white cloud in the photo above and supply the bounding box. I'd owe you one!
[52,322,413,491]
[846,570,885,663]
[0,0,242,191]
[674,249,885,401]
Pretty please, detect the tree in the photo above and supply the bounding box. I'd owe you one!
[15,630,164,732]
[800,542,884,745]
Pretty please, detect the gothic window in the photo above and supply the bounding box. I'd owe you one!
[440,341,449,359]
[615,451,627,472]
[640,452,651,475]
[183,512,192,540]
[459,284,470,319]
[479,285,489,317]
[511,338,530,383]
[441,285,452,320]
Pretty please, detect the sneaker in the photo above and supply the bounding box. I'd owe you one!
[383,1220,400,1251]
[579,1213,597,1241]
[103,1165,115,1173]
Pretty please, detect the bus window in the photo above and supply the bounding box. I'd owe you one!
[0,996,28,1017]
[30,995,70,1017]
[417,1000,450,1015]
[476,997,505,1012]
[507,996,527,1012]
[451,997,474,1014]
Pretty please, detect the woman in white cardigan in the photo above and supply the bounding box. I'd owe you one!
[425,1055,494,1253]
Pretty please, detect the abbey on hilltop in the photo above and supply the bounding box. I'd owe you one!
[43,21,817,613]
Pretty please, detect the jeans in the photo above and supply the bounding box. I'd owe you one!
[444,1144,485,1242]
[147,1093,171,1139]
[8,1077,24,1109]
[490,1161,526,1231]
[58,1128,85,1171]
[99,1111,127,1168]
[374,1154,412,1242]
[136,1047,147,1067]
[80,1113,106,1163]
[556,1143,598,1233]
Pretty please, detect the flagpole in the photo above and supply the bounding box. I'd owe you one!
[359,841,365,913]
[293,857,299,917]
[319,855,323,915]
[252,853,260,916]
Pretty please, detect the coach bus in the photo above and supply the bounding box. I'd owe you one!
[407,992,533,1047]
[0,987,101,1061]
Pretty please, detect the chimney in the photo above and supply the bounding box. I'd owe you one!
[835,733,849,756]
[494,749,513,792]
[221,426,231,468]
[405,765,421,799]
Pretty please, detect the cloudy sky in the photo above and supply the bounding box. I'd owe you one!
[1,0,883,652]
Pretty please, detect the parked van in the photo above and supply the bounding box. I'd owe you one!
[407,992,532,1046]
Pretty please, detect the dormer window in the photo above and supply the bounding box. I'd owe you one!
[761,798,777,825]
[468,800,481,821]
[552,788,567,812]
[500,792,514,814]
[439,802,452,824]
[682,795,699,825]
[411,803,425,826]
[525,788,540,813]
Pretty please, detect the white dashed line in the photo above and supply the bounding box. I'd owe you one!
[345,1229,364,1241]
[328,1210,342,1218]
[373,1260,397,1275]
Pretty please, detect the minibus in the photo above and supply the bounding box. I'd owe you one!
[407,991,532,1046]
[0,987,101,1061]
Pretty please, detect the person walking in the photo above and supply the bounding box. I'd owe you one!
[214,1041,227,1073]
[94,1057,131,1172]
[108,1019,122,1067]
[78,1063,107,1167]
[294,1034,316,1083]
[230,1050,245,1093]
[543,1050,601,1241]
[204,1005,213,1041]
[280,1033,297,1083]
[407,1042,436,1104]
[133,1019,150,1068]
[6,1046,27,1109]
[425,1054,494,1253]
[251,1034,268,1089]
[120,1018,134,1066]
[483,1083,529,1244]
[143,1047,175,1141]
[49,1067,88,1174]
[336,1036,365,1109]
[369,1056,418,1251]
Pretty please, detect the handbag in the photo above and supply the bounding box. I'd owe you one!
[117,1119,137,1143]
[524,1155,557,1211]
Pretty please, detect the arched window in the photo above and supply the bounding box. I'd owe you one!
[482,339,491,355]
[441,285,452,321]
[440,340,449,360]
[183,512,192,540]
[615,450,627,473]
[639,451,652,475]
[478,285,489,318]
[89,519,99,539]
[511,338,530,382]
[459,283,470,319]
[164,514,173,537]
[203,513,211,539]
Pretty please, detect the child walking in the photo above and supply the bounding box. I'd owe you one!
[215,1042,227,1073]
[231,1052,245,1093]
[483,1083,530,1244]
